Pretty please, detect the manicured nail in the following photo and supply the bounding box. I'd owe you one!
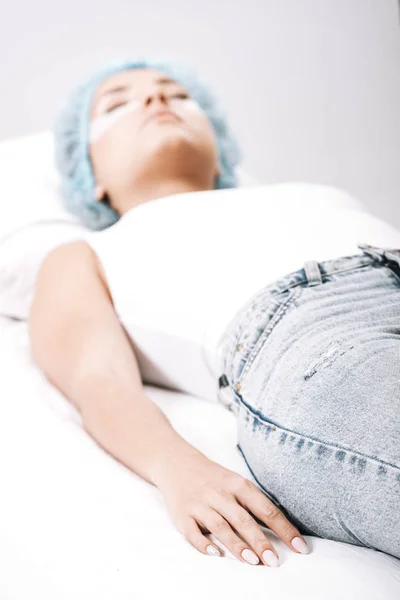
[262,549,280,567]
[206,545,221,557]
[292,537,309,554]
[241,548,260,565]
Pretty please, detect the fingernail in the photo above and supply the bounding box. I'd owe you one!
[262,549,280,567]
[206,545,221,557]
[241,548,260,565]
[292,536,309,554]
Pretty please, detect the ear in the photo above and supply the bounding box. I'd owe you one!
[94,183,106,202]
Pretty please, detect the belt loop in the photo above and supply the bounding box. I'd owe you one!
[358,243,400,271]
[303,260,323,286]
[357,243,385,262]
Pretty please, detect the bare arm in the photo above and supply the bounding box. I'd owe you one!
[29,240,310,565]
[28,240,204,487]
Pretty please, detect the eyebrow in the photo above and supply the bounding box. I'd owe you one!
[99,76,177,100]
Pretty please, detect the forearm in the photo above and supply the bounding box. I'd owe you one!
[78,376,205,487]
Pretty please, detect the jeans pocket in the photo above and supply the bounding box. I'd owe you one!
[233,284,304,393]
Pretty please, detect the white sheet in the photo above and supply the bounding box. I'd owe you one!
[0,316,399,599]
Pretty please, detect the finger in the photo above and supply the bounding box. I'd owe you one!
[194,507,263,566]
[208,495,280,567]
[183,516,222,558]
[237,478,310,556]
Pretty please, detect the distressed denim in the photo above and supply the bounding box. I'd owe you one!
[217,243,400,559]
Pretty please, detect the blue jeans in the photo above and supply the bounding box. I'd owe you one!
[217,243,400,559]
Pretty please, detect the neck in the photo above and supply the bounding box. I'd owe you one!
[115,177,214,216]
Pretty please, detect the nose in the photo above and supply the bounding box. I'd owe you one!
[144,89,168,108]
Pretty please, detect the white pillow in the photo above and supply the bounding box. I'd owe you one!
[0,130,260,319]
[0,130,259,239]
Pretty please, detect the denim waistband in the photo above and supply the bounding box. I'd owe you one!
[269,243,400,293]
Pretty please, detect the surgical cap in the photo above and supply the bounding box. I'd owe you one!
[54,55,243,230]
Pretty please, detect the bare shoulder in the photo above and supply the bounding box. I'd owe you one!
[41,240,105,280]
[40,239,108,287]
[42,239,95,267]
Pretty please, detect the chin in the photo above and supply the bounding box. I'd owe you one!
[155,128,194,150]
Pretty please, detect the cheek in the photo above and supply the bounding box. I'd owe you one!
[89,144,107,179]
[91,116,143,164]
[191,111,218,146]
[174,101,217,145]
[194,117,219,157]
[90,134,139,184]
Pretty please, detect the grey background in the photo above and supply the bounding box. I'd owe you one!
[1,0,400,228]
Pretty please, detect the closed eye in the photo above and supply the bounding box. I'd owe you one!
[103,92,189,114]
[104,100,128,114]
[172,92,190,99]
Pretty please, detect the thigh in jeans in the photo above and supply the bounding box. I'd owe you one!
[231,263,400,558]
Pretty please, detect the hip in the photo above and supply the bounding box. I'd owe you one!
[216,242,400,417]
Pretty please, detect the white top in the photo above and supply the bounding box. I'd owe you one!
[84,183,400,404]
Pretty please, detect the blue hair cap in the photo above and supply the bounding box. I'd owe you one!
[54,55,243,230]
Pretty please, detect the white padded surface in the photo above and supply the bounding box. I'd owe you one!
[0,317,399,599]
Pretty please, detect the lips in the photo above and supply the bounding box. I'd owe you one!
[143,110,181,126]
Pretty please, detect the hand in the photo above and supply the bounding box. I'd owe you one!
[151,448,310,567]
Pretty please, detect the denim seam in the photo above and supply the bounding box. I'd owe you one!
[235,442,322,536]
[238,286,303,385]
[277,260,379,295]
[321,260,387,280]
[236,443,290,507]
[334,513,369,548]
[236,395,400,472]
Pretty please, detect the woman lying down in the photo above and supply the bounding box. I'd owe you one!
[29,57,400,566]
